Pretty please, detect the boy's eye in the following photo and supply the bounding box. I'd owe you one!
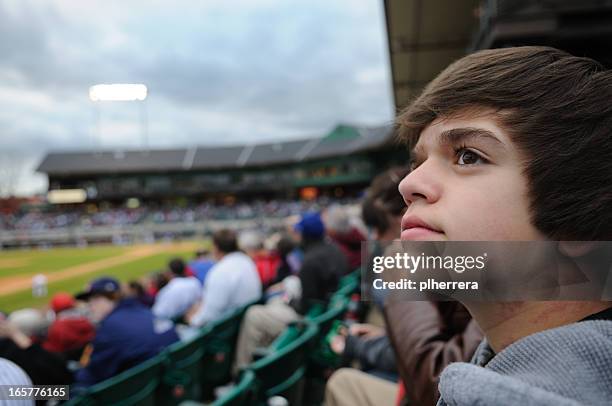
[456,148,485,165]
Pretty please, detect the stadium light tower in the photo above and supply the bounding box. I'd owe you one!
[89,83,149,149]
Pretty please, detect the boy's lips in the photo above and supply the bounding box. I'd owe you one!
[400,215,444,240]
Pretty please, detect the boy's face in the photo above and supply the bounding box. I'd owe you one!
[398,112,546,241]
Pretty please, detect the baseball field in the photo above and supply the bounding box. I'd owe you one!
[0,241,206,313]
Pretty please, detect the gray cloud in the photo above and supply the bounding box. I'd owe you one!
[0,0,393,196]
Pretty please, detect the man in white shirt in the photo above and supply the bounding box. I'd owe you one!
[188,229,261,327]
[152,258,202,321]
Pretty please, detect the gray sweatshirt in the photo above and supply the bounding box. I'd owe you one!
[437,320,612,406]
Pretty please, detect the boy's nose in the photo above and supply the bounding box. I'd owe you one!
[398,162,441,206]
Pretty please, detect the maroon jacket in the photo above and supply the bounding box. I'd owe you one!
[328,228,365,270]
[43,315,95,354]
[384,300,483,406]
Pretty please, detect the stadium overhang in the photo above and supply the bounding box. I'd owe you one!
[384,0,480,111]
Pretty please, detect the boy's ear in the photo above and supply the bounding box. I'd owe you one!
[558,241,599,258]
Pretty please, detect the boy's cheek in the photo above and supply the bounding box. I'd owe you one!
[443,189,538,241]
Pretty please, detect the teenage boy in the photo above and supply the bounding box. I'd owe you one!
[396,46,612,405]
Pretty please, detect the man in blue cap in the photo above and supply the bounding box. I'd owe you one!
[74,277,179,388]
[234,211,349,371]
[292,212,349,312]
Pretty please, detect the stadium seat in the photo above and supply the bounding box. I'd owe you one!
[200,299,260,399]
[334,270,360,298]
[158,326,215,405]
[212,370,258,406]
[65,353,165,406]
[246,322,319,406]
[177,371,257,406]
[303,294,351,405]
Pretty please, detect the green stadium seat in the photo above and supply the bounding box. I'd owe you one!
[212,370,258,406]
[200,299,260,398]
[309,295,349,339]
[177,371,257,406]
[333,270,360,299]
[303,295,351,406]
[66,353,165,406]
[247,322,319,406]
[158,326,215,405]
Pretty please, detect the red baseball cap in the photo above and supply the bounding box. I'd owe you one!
[50,292,75,313]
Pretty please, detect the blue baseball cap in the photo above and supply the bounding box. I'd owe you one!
[294,212,325,239]
[75,277,121,301]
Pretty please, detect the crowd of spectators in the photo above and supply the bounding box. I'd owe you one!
[0,201,371,403]
[0,198,358,232]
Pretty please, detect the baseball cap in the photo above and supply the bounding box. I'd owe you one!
[294,212,325,239]
[75,277,121,301]
[50,292,75,313]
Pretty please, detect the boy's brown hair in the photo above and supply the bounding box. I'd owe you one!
[397,46,612,240]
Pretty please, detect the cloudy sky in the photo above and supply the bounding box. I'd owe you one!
[0,0,394,196]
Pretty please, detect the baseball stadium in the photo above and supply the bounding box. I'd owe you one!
[1,1,611,405]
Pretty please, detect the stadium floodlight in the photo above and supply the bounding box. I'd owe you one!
[89,84,147,102]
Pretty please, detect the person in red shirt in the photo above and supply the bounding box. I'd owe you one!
[43,292,95,361]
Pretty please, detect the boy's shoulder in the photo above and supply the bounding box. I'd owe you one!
[439,320,612,406]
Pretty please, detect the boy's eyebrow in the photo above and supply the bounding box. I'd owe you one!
[438,127,505,148]
[410,127,506,163]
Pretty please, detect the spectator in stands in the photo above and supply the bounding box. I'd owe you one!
[152,258,202,322]
[268,233,301,286]
[0,310,73,388]
[43,292,95,361]
[360,166,410,309]
[361,167,410,243]
[234,212,348,371]
[146,271,170,297]
[239,230,280,289]
[0,358,34,406]
[125,280,155,308]
[324,205,366,270]
[329,323,398,381]
[74,277,178,387]
[394,47,612,405]
[326,305,481,406]
[188,229,261,327]
[188,249,215,285]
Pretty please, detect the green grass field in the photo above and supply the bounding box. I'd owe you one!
[0,242,206,312]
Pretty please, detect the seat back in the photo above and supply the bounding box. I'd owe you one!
[73,353,165,406]
[334,270,360,298]
[200,299,259,394]
[309,295,349,339]
[159,327,213,405]
[303,295,350,406]
[248,323,318,406]
[212,370,258,406]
